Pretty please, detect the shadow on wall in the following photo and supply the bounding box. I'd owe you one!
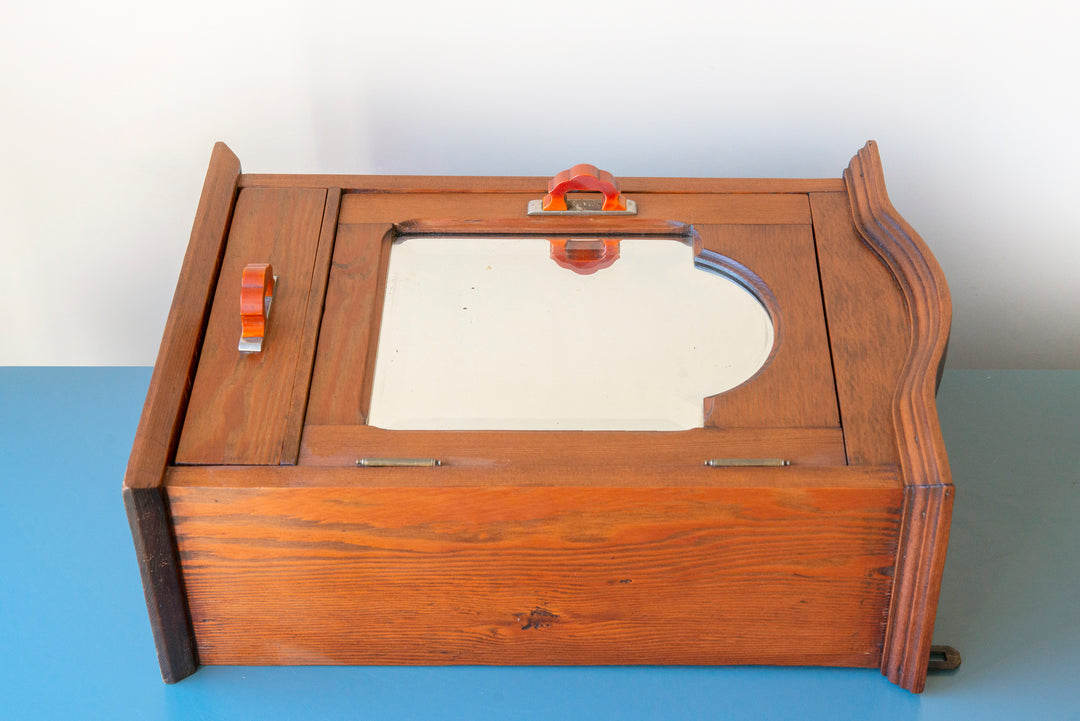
[929,371,1080,700]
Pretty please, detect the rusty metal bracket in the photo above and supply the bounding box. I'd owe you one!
[927,645,962,672]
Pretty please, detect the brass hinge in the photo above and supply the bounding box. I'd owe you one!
[356,458,442,467]
[704,458,790,467]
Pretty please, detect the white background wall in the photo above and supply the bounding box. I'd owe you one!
[2,0,1077,367]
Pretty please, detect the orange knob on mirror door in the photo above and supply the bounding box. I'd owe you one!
[239,263,275,353]
[542,163,627,212]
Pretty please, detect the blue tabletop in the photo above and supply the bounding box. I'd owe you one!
[2,368,1078,719]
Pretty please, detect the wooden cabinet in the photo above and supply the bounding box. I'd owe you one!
[124,142,953,692]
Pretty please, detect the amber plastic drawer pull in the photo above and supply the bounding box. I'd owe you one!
[238,263,276,353]
[527,163,637,215]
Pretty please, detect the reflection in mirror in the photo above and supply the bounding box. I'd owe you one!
[367,236,775,431]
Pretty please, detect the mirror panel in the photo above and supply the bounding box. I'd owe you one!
[368,236,775,431]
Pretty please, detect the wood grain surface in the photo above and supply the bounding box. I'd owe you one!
[843,141,954,693]
[298,426,848,473]
[337,192,811,225]
[124,487,198,682]
[123,142,241,683]
[175,187,327,465]
[169,483,901,667]
[128,142,954,692]
[124,142,240,490]
[279,189,342,463]
[305,223,395,425]
[811,191,907,466]
[241,174,845,194]
[166,463,901,490]
[699,224,839,429]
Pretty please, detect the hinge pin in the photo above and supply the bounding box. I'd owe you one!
[705,458,790,467]
[356,458,442,467]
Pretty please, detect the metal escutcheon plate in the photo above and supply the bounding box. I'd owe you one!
[527,198,638,216]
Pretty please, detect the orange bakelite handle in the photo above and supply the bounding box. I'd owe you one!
[240,263,274,341]
[542,163,627,212]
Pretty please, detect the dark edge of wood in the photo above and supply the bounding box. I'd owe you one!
[123,487,197,682]
[806,196,845,464]
[122,142,241,681]
[240,174,846,194]
[845,141,953,693]
[279,188,342,464]
[358,226,396,423]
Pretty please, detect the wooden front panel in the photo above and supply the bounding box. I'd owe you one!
[176,187,328,464]
[170,483,901,667]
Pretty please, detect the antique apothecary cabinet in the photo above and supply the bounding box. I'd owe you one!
[125,141,953,692]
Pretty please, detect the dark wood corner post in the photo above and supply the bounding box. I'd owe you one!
[845,141,954,693]
[123,142,242,682]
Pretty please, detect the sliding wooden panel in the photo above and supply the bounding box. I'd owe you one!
[176,187,327,464]
[278,189,342,463]
[811,191,907,466]
[700,223,840,430]
[305,223,394,426]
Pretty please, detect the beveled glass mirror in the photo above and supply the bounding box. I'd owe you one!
[367,235,775,431]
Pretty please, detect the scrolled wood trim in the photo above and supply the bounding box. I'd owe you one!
[845,141,953,692]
